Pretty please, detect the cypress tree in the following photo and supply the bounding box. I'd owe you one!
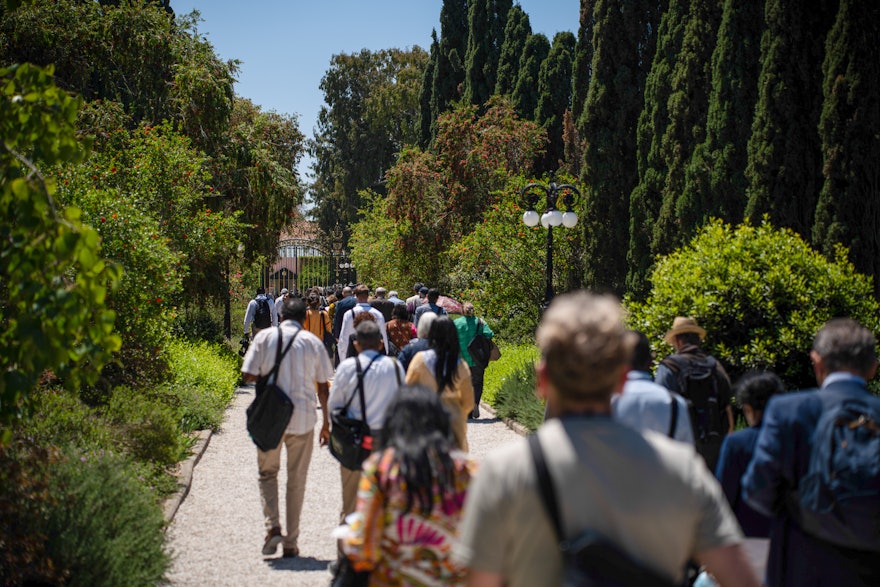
[813,0,880,293]
[418,30,439,148]
[511,33,550,120]
[495,5,531,96]
[535,31,576,172]
[430,0,469,139]
[571,0,595,127]
[464,0,512,106]
[581,0,664,294]
[626,0,688,294]
[744,0,837,236]
[651,0,723,256]
[682,0,763,227]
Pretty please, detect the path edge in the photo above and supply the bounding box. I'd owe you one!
[164,428,213,523]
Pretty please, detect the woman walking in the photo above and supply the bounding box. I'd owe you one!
[404,315,474,451]
[454,302,494,419]
[342,385,477,586]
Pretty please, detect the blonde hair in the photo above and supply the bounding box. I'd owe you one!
[536,291,634,400]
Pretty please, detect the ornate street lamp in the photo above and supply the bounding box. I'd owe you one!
[521,177,580,312]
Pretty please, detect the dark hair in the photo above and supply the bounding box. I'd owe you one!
[392,303,409,321]
[675,332,701,347]
[427,288,440,303]
[307,292,320,308]
[256,287,265,295]
[630,331,653,372]
[427,315,460,391]
[353,310,376,328]
[813,318,878,375]
[380,385,456,516]
[735,371,785,414]
[281,296,306,321]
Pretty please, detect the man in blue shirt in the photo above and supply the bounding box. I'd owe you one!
[742,318,880,586]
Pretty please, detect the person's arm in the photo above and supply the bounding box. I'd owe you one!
[725,404,735,435]
[242,372,258,384]
[338,311,353,362]
[459,362,475,415]
[467,571,504,587]
[243,301,254,336]
[714,434,740,510]
[654,361,678,391]
[741,396,791,517]
[697,544,761,587]
[271,300,278,327]
[317,381,330,446]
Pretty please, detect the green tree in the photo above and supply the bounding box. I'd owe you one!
[310,47,428,247]
[571,0,595,126]
[463,0,512,107]
[683,0,763,228]
[651,0,722,255]
[418,30,439,148]
[744,0,836,236]
[626,0,688,295]
[511,33,550,120]
[627,220,880,390]
[495,5,531,96]
[579,0,663,294]
[430,0,469,140]
[535,31,576,173]
[813,0,880,294]
[1,64,121,439]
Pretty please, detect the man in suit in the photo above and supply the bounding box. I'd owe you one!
[742,318,880,586]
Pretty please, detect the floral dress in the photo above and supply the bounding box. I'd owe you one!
[344,448,478,586]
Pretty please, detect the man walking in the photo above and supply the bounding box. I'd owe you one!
[369,286,395,322]
[613,331,694,443]
[454,292,758,587]
[241,297,334,559]
[332,285,355,342]
[337,284,388,362]
[328,321,404,523]
[655,316,733,471]
[243,287,277,338]
[405,282,424,320]
[742,318,880,586]
[413,287,448,329]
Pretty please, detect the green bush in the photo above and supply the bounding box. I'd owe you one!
[627,220,880,389]
[482,341,540,405]
[171,304,226,344]
[493,361,544,432]
[165,338,239,432]
[103,386,185,467]
[45,449,170,587]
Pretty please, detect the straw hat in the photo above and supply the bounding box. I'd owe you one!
[664,316,706,345]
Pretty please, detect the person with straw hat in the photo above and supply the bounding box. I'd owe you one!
[655,317,734,472]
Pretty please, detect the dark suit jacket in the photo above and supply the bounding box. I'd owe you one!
[715,426,771,538]
[742,378,880,587]
[332,296,357,339]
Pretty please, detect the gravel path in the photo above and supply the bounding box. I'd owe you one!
[165,385,524,586]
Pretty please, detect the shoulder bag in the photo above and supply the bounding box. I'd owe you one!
[246,327,299,452]
[467,319,501,367]
[329,355,390,470]
[528,433,679,587]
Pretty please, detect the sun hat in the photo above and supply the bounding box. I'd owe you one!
[664,316,706,345]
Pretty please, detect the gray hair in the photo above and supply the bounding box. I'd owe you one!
[813,318,877,375]
[416,311,438,339]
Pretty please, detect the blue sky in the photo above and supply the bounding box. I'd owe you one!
[170,1,580,180]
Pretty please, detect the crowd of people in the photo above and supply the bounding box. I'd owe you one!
[240,282,880,587]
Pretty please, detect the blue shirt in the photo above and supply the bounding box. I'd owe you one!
[613,371,694,444]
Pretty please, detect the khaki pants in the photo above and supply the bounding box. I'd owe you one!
[258,429,314,550]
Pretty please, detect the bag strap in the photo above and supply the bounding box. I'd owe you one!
[668,392,679,438]
[342,353,385,415]
[528,433,566,545]
[267,326,299,385]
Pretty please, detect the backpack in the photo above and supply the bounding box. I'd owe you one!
[660,353,726,470]
[796,391,880,552]
[253,298,272,329]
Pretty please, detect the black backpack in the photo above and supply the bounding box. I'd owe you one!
[660,353,726,470]
[254,298,272,329]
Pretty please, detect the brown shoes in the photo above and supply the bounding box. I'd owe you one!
[282,547,299,558]
[262,527,283,556]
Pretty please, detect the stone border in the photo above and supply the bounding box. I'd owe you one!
[478,400,530,437]
[164,428,213,523]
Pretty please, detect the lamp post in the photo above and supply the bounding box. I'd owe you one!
[339,261,355,284]
[521,178,580,312]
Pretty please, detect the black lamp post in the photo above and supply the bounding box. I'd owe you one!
[521,178,581,312]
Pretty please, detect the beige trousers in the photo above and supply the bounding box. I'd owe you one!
[257,429,314,549]
[339,465,361,523]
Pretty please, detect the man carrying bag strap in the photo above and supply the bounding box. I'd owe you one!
[241,297,334,559]
[247,326,298,451]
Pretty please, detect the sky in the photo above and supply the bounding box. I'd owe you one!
[170,0,580,181]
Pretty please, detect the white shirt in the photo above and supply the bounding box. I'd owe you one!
[243,294,278,334]
[337,302,389,362]
[328,350,404,431]
[613,371,694,444]
[241,321,334,435]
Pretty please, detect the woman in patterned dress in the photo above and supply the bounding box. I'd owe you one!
[343,385,477,586]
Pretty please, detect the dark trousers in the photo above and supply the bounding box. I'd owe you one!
[471,362,486,413]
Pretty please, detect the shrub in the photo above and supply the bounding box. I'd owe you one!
[482,341,540,405]
[45,449,170,587]
[493,360,544,432]
[164,338,239,432]
[103,386,185,468]
[627,220,880,389]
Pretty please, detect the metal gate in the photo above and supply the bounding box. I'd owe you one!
[259,238,350,296]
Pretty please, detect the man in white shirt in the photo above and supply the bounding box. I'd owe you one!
[243,287,277,336]
[337,284,388,362]
[274,288,288,319]
[241,296,334,559]
[613,331,694,444]
[328,320,404,522]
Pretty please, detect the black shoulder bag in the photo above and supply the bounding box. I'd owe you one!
[246,327,298,452]
[329,355,385,470]
[528,433,679,587]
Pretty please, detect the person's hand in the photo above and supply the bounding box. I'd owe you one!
[319,423,331,447]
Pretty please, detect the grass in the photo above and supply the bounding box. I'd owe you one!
[482,341,545,430]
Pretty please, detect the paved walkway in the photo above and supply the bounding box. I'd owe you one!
[165,386,523,586]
